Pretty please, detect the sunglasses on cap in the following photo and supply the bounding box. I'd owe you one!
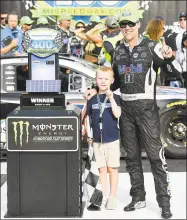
[180,18,186,21]
[119,21,137,28]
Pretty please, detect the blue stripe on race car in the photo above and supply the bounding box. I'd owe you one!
[76,104,85,110]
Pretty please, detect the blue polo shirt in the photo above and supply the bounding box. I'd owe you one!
[1,26,23,56]
[86,93,121,143]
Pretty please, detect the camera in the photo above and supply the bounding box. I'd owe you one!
[69,36,83,48]
[85,21,100,32]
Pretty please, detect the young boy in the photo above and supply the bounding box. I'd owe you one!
[86,66,121,210]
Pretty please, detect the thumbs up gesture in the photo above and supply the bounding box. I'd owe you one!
[161,37,172,58]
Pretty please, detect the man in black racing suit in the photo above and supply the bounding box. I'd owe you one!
[112,12,182,219]
[84,11,182,219]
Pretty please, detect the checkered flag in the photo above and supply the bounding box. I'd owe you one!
[54,32,64,51]
[22,0,35,10]
[139,0,152,10]
[83,116,103,207]
[22,31,31,52]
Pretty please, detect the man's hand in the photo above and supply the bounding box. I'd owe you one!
[161,37,172,58]
[106,89,114,100]
[94,23,105,31]
[10,38,18,48]
[84,88,97,100]
[13,51,21,56]
[74,27,85,33]
[162,45,172,58]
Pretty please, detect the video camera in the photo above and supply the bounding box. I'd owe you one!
[85,21,101,32]
[69,36,84,48]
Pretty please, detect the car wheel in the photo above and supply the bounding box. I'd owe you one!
[160,108,186,159]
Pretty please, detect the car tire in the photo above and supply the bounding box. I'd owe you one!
[160,107,186,159]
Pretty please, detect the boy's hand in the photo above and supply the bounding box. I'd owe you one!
[87,138,93,145]
[106,89,114,100]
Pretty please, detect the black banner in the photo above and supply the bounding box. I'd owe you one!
[20,93,65,109]
[7,117,78,151]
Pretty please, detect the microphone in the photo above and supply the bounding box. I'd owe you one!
[12,29,18,38]
[11,29,19,52]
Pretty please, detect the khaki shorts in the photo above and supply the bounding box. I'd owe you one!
[93,140,120,168]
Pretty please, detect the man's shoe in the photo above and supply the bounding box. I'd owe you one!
[124,199,146,211]
[161,206,172,219]
[87,203,100,211]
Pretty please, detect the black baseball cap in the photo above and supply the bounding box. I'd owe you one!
[179,12,187,18]
[154,16,164,21]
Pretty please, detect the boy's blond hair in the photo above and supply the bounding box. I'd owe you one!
[96,66,114,77]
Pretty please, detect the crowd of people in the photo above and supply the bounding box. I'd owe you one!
[1,11,186,86]
[0,10,186,219]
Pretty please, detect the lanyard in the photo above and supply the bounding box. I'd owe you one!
[97,94,108,143]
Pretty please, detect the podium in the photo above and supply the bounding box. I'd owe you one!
[5,105,83,218]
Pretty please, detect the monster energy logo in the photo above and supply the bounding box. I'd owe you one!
[12,121,29,147]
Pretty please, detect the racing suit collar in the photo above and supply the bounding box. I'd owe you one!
[123,34,144,48]
[59,25,70,34]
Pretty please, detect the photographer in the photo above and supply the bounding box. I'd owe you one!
[68,20,86,58]
[74,15,103,64]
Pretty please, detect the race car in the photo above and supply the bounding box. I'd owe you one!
[0,55,186,159]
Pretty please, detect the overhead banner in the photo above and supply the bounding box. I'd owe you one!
[24,0,153,23]
[31,7,133,17]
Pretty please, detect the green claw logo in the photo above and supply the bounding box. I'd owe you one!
[12,121,30,147]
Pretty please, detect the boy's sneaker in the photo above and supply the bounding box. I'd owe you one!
[106,196,117,210]
[101,197,108,209]
[161,206,172,219]
[124,198,146,211]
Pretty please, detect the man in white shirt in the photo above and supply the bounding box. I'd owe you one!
[175,12,186,46]
[178,12,186,34]
[173,12,186,35]
[176,31,187,72]
[175,12,186,71]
